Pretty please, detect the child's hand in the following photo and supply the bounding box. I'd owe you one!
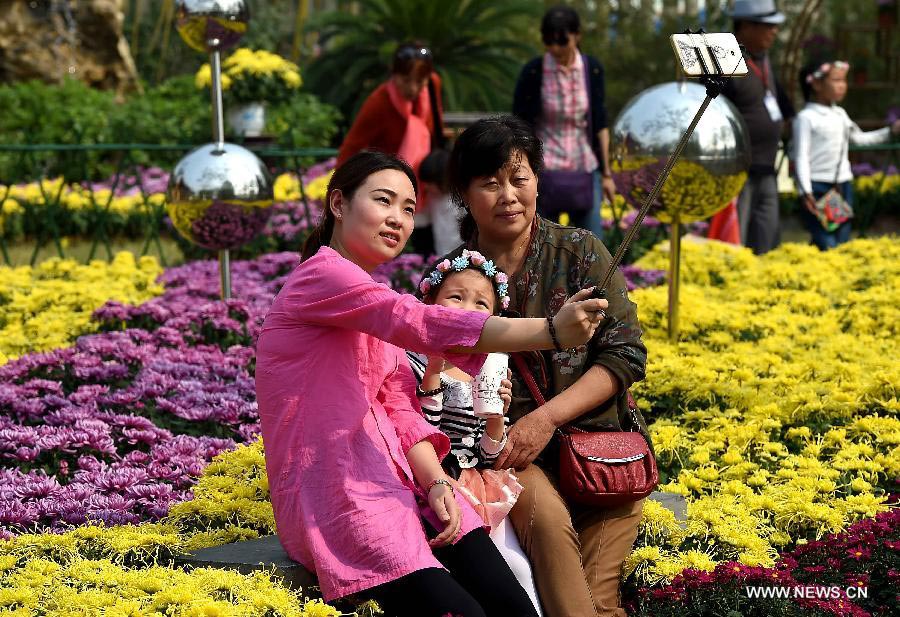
[803,194,817,215]
[424,356,445,373]
[891,119,900,137]
[498,368,512,415]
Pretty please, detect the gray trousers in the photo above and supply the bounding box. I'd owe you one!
[737,172,780,255]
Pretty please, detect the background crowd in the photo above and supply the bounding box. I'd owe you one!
[335,1,899,257]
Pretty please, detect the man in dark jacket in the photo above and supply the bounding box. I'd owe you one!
[723,0,795,254]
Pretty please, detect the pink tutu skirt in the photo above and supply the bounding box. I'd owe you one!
[452,468,523,532]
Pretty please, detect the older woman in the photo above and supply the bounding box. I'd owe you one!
[256,150,607,617]
[426,116,651,617]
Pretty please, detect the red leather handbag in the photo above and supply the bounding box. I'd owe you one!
[512,353,658,507]
[556,424,658,507]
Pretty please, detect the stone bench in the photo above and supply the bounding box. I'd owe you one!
[176,491,688,593]
[176,534,317,592]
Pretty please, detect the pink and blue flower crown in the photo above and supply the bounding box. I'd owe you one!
[806,60,849,84]
[418,249,511,311]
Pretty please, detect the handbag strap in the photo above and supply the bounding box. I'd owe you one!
[512,352,642,434]
[832,125,848,187]
[797,123,848,197]
[511,352,546,407]
[581,53,595,154]
[512,352,575,439]
[427,76,446,150]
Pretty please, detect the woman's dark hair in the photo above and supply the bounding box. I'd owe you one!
[448,115,543,242]
[391,42,434,80]
[300,150,417,261]
[799,57,837,102]
[541,5,580,45]
[419,149,450,193]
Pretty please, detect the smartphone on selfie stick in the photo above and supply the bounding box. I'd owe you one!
[591,30,747,304]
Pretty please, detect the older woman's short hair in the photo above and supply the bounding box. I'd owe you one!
[449,115,543,204]
[448,115,543,240]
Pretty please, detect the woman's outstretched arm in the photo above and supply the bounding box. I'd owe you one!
[278,252,607,362]
[451,288,608,353]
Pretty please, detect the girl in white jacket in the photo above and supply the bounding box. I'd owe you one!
[792,59,900,250]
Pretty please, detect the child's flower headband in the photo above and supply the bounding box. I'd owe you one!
[806,60,849,84]
[419,249,511,310]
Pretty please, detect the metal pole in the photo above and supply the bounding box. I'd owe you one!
[598,92,715,292]
[219,249,232,299]
[210,50,225,151]
[667,215,682,341]
[210,47,230,298]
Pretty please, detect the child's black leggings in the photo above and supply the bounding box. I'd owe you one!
[366,527,539,617]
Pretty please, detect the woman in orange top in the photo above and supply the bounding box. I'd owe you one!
[338,43,445,255]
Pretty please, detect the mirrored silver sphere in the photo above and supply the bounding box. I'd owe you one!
[611,81,750,223]
[167,143,274,250]
[175,0,249,53]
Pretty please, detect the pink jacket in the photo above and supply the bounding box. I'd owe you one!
[255,246,489,600]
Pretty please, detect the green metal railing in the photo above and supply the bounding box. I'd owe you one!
[0,144,337,266]
[1,141,897,267]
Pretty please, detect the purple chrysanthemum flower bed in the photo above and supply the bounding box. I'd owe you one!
[0,249,664,537]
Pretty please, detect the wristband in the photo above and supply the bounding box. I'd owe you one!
[426,478,454,495]
[547,315,564,352]
[416,383,446,398]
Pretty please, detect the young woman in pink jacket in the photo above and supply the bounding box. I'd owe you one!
[255,150,607,616]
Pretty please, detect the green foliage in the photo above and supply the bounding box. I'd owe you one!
[0,77,207,181]
[0,78,116,145]
[266,93,342,150]
[228,72,296,106]
[108,76,210,146]
[0,79,116,182]
[0,76,340,183]
[304,0,542,117]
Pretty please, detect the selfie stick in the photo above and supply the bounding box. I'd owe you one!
[595,30,740,341]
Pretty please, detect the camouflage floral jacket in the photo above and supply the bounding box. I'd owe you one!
[425,217,650,465]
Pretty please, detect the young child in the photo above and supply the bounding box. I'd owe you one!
[408,249,543,616]
[793,59,900,250]
[419,149,464,255]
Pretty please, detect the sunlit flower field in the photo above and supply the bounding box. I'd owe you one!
[0,236,897,616]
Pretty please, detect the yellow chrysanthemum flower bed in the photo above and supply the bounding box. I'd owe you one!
[0,253,163,365]
[196,48,303,105]
[0,177,167,216]
[273,171,332,204]
[1,171,320,219]
[622,236,898,584]
[0,452,357,616]
[0,554,325,616]
[2,237,896,607]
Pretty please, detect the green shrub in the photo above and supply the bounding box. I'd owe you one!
[0,77,340,183]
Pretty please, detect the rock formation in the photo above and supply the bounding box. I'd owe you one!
[0,0,139,92]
